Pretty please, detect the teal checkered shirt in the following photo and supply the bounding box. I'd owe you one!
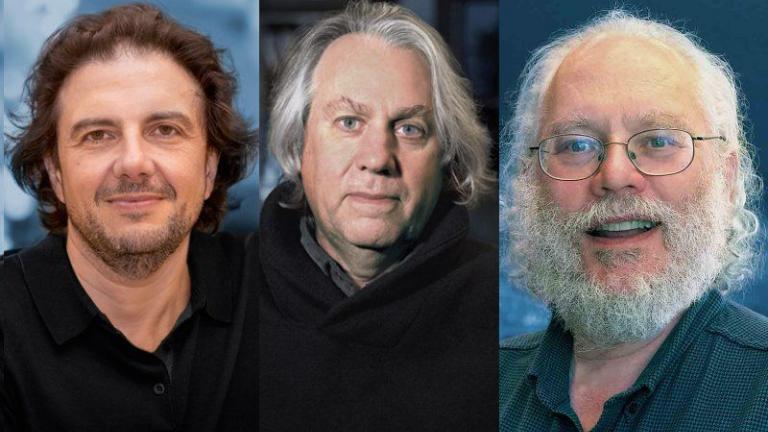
[500,289,768,431]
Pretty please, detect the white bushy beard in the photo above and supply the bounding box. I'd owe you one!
[511,167,730,350]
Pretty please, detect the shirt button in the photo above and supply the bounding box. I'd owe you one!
[153,383,166,395]
[626,401,639,415]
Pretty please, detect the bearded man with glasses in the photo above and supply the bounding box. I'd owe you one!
[500,11,767,432]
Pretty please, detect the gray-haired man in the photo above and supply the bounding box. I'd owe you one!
[253,2,497,430]
[500,11,767,431]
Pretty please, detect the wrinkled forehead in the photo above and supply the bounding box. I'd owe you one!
[539,34,711,138]
[309,32,432,95]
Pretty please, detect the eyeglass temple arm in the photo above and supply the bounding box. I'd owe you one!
[692,135,726,142]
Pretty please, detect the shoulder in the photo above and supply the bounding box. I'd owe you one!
[190,230,254,269]
[453,237,497,279]
[1,249,21,277]
[244,232,259,255]
[449,237,498,299]
[1,242,43,299]
[499,331,544,379]
[462,237,497,258]
[242,233,261,283]
[500,330,546,352]
[499,331,545,401]
[194,230,250,253]
[707,298,768,351]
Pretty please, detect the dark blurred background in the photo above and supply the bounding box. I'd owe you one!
[260,0,500,245]
[2,0,259,253]
[500,0,768,340]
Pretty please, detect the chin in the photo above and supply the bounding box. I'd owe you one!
[584,247,667,287]
[342,223,401,250]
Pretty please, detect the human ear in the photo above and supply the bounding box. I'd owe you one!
[44,154,66,204]
[204,150,220,199]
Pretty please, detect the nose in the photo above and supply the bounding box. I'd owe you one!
[589,141,646,196]
[112,131,156,179]
[354,127,399,175]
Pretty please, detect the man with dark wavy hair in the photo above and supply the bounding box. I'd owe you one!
[1,4,256,430]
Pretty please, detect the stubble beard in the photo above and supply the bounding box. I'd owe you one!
[69,203,194,280]
[512,169,731,350]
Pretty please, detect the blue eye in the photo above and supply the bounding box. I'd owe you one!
[570,140,590,152]
[632,131,687,155]
[647,136,675,148]
[396,123,426,138]
[554,137,598,154]
[338,117,361,131]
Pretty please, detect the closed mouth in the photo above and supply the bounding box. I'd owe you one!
[105,194,165,204]
[348,192,399,200]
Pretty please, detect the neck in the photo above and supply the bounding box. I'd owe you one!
[569,314,682,431]
[66,229,192,352]
[316,233,408,288]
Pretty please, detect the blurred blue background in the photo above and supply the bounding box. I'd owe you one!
[500,0,768,340]
[2,0,259,253]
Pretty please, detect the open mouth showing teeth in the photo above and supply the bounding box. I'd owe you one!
[586,220,660,238]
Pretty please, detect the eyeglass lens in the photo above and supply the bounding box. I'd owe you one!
[538,129,694,180]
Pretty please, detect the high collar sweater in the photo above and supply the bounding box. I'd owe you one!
[253,183,498,431]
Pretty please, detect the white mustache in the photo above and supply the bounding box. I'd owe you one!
[556,195,677,234]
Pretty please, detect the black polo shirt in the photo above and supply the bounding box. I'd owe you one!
[0,231,256,431]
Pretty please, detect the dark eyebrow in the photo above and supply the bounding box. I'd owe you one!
[393,105,431,122]
[145,111,195,130]
[69,118,119,140]
[69,112,196,140]
[324,96,371,116]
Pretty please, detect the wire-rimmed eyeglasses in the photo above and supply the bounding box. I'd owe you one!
[529,128,726,181]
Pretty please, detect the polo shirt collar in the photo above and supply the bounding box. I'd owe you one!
[21,235,96,346]
[526,289,725,413]
[527,317,574,414]
[21,231,234,346]
[635,289,725,392]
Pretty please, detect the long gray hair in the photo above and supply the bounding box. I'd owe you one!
[502,10,763,290]
[268,1,492,207]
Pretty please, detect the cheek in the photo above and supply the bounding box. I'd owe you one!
[302,135,350,188]
[58,155,109,199]
[300,144,317,188]
[171,157,210,196]
[404,152,443,206]
[541,176,591,212]
[645,169,700,203]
